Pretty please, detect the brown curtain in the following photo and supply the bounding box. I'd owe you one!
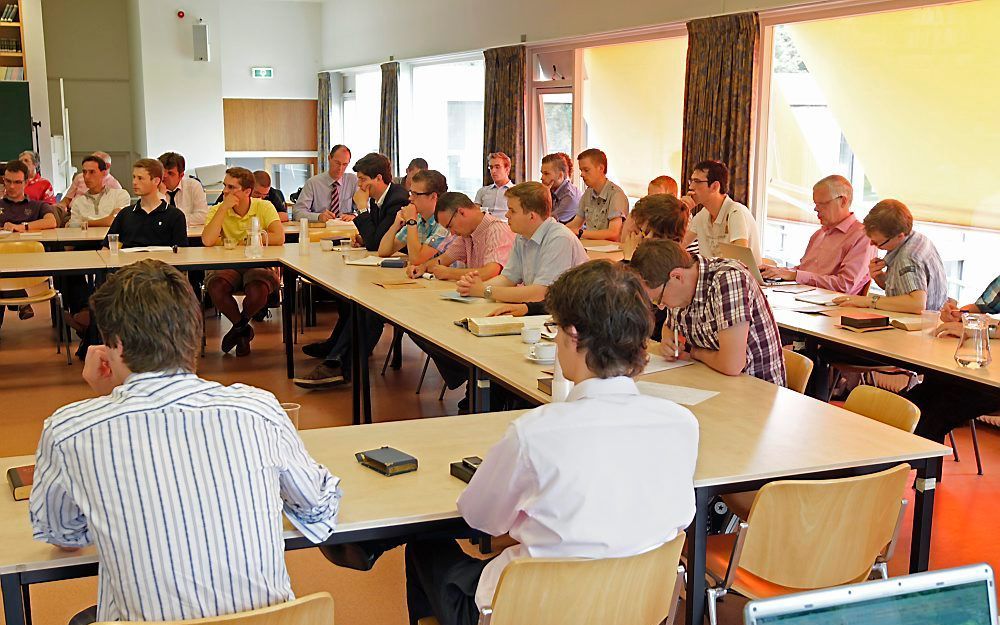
[682,13,759,206]
[317,72,332,172]
[379,61,400,177]
[483,45,526,185]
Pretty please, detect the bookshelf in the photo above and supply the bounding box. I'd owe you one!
[0,0,24,81]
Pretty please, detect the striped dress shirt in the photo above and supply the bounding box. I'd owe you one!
[30,371,341,623]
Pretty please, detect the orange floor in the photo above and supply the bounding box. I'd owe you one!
[0,303,997,624]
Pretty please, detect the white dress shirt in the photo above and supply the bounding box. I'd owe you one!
[457,376,699,609]
[30,371,341,623]
[474,181,514,221]
[163,176,209,225]
[68,187,132,227]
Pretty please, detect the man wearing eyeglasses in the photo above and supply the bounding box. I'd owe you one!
[291,144,359,224]
[760,175,874,294]
[833,199,947,314]
[681,159,761,264]
[630,238,786,387]
[377,169,453,263]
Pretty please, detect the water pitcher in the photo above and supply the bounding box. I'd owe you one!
[954,313,992,369]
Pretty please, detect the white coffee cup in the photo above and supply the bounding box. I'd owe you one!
[530,343,556,361]
[320,239,334,251]
[521,326,542,344]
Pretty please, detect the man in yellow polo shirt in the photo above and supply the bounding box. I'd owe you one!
[201,167,285,356]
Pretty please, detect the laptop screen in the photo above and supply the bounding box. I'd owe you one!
[752,580,993,625]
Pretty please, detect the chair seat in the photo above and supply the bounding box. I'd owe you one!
[722,491,756,521]
[705,533,871,600]
[416,618,440,625]
[0,289,58,306]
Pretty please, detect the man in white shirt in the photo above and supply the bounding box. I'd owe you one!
[30,259,340,624]
[68,155,131,227]
[474,152,514,221]
[681,159,761,264]
[158,151,209,226]
[58,151,123,211]
[405,260,699,625]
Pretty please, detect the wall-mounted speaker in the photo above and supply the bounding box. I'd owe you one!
[193,23,209,62]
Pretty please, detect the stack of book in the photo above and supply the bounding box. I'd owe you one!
[0,4,19,22]
[2,67,24,80]
[0,38,22,52]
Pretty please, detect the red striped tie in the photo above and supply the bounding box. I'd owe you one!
[330,181,341,217]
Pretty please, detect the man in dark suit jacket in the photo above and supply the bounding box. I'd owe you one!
[352,152,408,251]
[293,152,403,388]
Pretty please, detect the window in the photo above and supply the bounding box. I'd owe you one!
[761,2,1000,301]
[401,59,485,195]
[528,33,687,202]
[341,70,381,161]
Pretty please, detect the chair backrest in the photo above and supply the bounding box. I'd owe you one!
[782,349,814,394]
[489,532,685,625]
[844,385,920,433]
[95,593,334,625]
[742,464,909,589]
[0,240,48,292]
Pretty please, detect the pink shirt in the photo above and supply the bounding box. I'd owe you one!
[64,172,123,202]
[795,213,874,295]
[446,213,515,269]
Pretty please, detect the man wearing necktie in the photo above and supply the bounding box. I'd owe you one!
[292,145,359,224]
[158,152,209,226]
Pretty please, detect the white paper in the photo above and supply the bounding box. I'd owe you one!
[344,255,385,266]
[587,243,622,253]
[15,232,41,238]
[636,381,719,406]
[120,246,173,253]
[644,354,694,374]
[794,292,840,306]
[770,284,814,294]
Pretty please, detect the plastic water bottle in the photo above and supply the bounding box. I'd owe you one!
[299,218,310,255]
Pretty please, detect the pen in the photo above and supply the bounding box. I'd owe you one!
[672,309,680,359]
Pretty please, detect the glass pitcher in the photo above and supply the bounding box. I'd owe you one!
[954,313,992,369]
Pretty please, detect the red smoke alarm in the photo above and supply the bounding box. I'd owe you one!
[177,10,185,18]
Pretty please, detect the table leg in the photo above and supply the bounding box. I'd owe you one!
[910,456,941,572]
[1,573,26,625]
[470,367,490,413]
[282,267,296,379]
[350,300,363,426]
[685,487,711,625]
[22,582,31,625]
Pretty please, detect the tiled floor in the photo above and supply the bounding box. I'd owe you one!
[0,303,996,624]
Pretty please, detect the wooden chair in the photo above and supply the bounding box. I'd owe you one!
[782,348,814,394]
[724,384,918,524]
[95,592,334,625]
[705,464,910,625]
[0,241,72,364]
[418,532,686,625]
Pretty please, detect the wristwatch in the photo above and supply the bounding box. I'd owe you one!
[405,219,417,226]
[484,285,495,301]
[870,294,881,309]
[21,222,28,232]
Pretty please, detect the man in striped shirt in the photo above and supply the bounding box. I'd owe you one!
[630,239,787,387]
[30,260,341,624]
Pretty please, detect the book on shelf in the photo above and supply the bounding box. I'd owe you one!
[7,464,33,501]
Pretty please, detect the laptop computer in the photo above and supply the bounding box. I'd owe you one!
[744,564,997,625]
[717,241,797,287]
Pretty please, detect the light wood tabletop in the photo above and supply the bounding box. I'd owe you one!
[0,250,107,277]
[766,289,1000,388]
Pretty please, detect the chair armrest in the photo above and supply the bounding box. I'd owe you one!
[723,522,749,591]
[477,607,493,625]
[882,498,908,563]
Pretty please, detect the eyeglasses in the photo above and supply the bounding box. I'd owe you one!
[543,321,558,334]
[655,281,668,308]
[814,195,844,207]
[872,235,895,249]
[408,190,434,197]
[687,178,709,186]
[440,210,457,231]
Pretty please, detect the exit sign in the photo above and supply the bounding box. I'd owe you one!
[251,67,274,78]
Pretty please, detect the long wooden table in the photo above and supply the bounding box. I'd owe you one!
[766,288,1000,389]
[0,243,952,625]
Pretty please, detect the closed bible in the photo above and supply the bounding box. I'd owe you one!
[7,465,34,501]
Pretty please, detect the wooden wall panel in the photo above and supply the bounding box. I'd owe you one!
[223,99,317,152]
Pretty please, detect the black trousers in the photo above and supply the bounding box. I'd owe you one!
[905,374,1000,443]
[321,306,386,372]
[405,539,492,625]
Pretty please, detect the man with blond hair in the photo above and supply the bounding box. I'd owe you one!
[566,148,629,242]
[761,175,874,294]
[30,259,340,625]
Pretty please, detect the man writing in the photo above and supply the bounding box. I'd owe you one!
[457,181,588,304]
[202,167,286,357]
[30,259,340,624]
[761,175,873,294]
[630,239,786,386]
[292,144,358,223]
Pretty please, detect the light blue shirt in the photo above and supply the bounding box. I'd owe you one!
[395,213,454,253]
[292,171,359,222]
[883,231,948,310]
[501,217,589,286]
[475,181,514,222]
[30,371,341,623]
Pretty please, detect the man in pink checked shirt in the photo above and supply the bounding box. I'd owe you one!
[761,175,875,295]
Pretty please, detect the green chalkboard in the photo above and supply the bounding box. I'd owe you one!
[0,81,32,160]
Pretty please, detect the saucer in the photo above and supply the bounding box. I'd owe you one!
[526,354,555,365]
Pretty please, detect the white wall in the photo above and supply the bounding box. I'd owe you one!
[20,0,54,186]
[128,0,225,169]
[321,0,808,68]
[219,0,321,99]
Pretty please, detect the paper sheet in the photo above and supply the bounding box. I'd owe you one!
[644,354,694,374]
[770,284,814,294]
[439,292,479,303]
[344,255,385,266]
[794,292,840,306]
[636,381,719,406]
[121,246,174,252]
[587,244,622,253]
